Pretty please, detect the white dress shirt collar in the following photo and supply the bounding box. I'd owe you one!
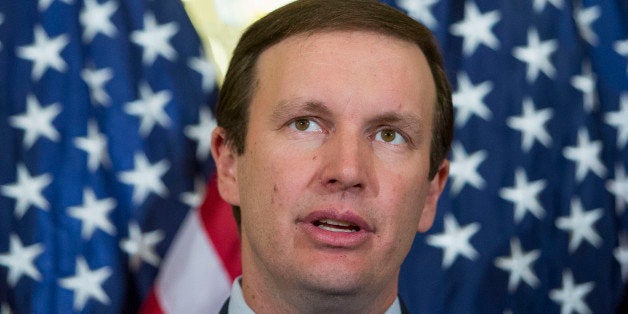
[228,276,402,314]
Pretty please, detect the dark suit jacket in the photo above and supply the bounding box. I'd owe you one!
[218,296,410,314]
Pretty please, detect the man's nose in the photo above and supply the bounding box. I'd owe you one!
[318,129,374,194]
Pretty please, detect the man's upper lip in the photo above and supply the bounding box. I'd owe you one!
[300,210,374,233]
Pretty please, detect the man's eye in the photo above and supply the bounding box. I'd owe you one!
[375,129,406,144]
[290,118,322,132]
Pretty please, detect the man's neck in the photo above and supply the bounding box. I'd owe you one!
[240,274,399,314]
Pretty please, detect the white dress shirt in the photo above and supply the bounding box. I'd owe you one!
[227,276,402,314]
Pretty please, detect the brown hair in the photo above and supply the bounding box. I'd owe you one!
[216,0,453,223]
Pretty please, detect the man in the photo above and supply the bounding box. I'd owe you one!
[210,0,453,312]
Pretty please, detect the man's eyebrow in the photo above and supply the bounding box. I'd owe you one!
[271,99,333,121]
[367,111,425,132]
[271,100,426,133]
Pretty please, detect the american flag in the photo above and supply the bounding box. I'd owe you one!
[2,0,628,313]
[384,0,628,312]
[0,0,225,312]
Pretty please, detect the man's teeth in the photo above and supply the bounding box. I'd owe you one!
[316,219,359,232]
[318,224,355,232]
[319,218,351,226]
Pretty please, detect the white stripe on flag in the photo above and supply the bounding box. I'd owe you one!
[155,208,231,313]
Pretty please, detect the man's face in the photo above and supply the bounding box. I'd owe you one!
[214,31,448,299]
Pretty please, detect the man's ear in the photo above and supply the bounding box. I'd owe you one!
[210,127,240,206]
[417,159,449,232]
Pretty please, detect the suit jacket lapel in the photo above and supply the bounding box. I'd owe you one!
[219,297,230,314]
[399,296,411,314]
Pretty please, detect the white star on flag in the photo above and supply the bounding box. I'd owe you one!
[81,66,114,106]
[533,0,563,13]
[1,303,10,314]
[574,4,600,46]
[556,198,603,254]
[124,82,173,137]
[507,97,553,152]
[450,0,501,56]
[499,168,547,224]
[74,120,110,172]
[494,238,541,293]
[615,39,628,75]
[397,0,439,30]
[9,94,62,150]
[452,72,493,128]
[448,142,487,195]
[68,188,117,240]
[1,164,52,219]
[118,152,170,205]
[562,128,607,182]
[179,177,206,209]
[0,234,44,287]
[184,107,217,161]
[188,54,216,93]
[58,257,112,311]
[38,0,73,12]
[120,223,164,270]
[570,61,598,112]
[427,214,481,269]
[606,164,628,215]
[604,93,628,149]
[80,0,118,42]
[512,28,558,83]
[17,25,69,81]
[549,269,594,314]
[614,234,628,282]
[616,39,628,56]
[130,13,179,65]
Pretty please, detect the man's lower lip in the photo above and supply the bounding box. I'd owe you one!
[299,222,370,247]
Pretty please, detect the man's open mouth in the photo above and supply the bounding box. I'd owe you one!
[299,211,372,246]
[313,218,361,232]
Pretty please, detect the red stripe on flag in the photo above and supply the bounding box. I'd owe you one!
[199,174,242,280]
[140,174,241,313]
[139,289,163,314]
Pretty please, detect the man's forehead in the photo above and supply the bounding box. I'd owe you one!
[252,30,436,105]
[254,30,431,83]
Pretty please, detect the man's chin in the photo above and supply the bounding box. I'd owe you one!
[292,266,373,297]
[301,280,363,298]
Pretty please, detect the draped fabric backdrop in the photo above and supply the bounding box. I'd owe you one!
[1,0,628,313]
